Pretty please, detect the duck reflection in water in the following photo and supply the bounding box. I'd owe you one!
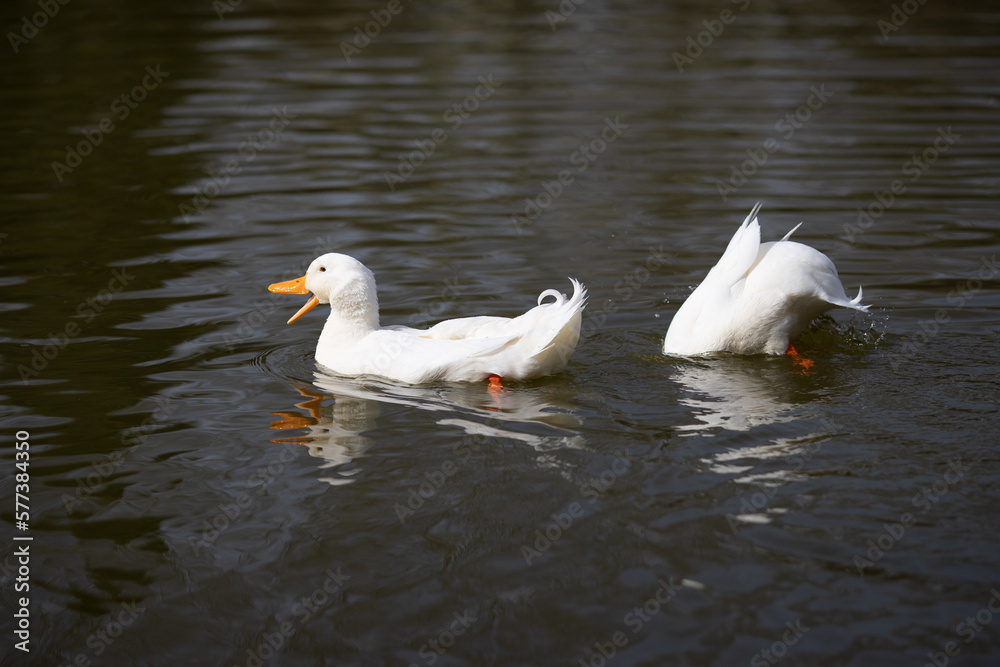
[270,382,378,486]
[672,357,803,434]
[672,355,841,528]
[269,371,585,485]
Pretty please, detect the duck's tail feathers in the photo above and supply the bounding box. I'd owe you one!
[710,203,763,297]
[847,285,870,312]
[528,279,587,357]
[537,278,587,309]
[537,288,563,306]
[564,278,588,311]
[780,222,803,242]
[827,285,870,312]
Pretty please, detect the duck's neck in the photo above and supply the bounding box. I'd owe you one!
[317,285,380,346]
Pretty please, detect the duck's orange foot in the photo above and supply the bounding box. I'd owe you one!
[270,411,315,430]
[785,343,815,371]
[486,373,510,408]
[269,412,319,443]
[488,373,511,395]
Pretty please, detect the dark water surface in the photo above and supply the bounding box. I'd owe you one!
[2,1,1000,665]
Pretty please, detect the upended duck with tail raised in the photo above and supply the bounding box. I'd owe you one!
[663,203,869,357]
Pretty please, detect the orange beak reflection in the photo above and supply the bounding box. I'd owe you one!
[268,275,320,324]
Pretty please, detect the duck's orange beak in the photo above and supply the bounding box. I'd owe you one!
[268,275,319,324]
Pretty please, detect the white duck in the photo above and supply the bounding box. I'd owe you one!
[663,203,868,357]
[269,253,587,385]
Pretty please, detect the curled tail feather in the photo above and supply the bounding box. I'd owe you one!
[848,286,869,311]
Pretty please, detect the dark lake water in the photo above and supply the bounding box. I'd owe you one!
[2,0,1000,665]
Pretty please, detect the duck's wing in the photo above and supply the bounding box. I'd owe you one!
[350,329,518,384]
[416,316,514,340]
[368,279,587,382]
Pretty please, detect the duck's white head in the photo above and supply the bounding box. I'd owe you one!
[269,253,379,328]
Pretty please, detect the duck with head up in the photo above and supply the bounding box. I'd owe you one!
[269,253,587,386]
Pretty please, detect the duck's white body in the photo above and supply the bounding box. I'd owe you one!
[663,204,868,356]
[271,253,587,384]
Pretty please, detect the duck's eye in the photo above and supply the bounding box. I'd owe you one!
[319,266,326,272]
